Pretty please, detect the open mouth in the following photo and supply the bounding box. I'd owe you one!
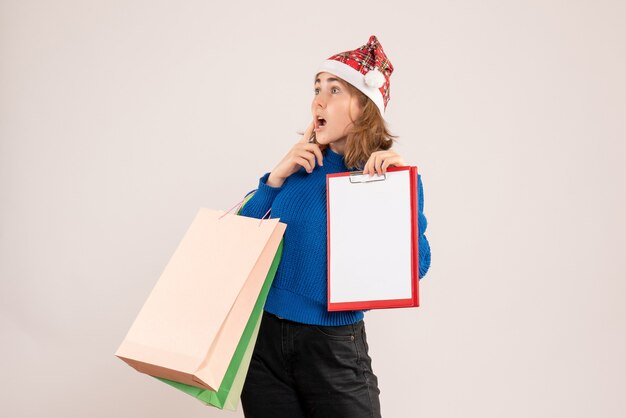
[315,117,327,130]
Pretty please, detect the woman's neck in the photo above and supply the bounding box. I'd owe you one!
[328,138,347,155]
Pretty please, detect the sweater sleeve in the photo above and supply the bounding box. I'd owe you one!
[417,174,431,279]
[238,172,284,219]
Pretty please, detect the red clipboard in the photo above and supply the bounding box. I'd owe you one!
[326,166,419,311]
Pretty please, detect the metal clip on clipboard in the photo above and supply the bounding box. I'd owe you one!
[348,171,387,184]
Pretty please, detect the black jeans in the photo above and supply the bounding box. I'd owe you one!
[241,311,382,418]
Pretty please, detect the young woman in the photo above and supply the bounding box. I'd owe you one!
[239,35,431,418]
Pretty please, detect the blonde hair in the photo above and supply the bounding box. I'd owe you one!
[311,74,398,170]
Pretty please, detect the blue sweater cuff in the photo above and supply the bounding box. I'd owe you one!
[239,172,283,219]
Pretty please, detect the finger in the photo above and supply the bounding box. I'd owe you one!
[381,158,392,172]
[381,156,400,172]
[294,156,313,173]
[303,149,318,171]
[366,157,374,177]
[296,149,317,172]
[299,120,316,143]
[377,151,398,174]
[374,154,384,176]
[363,157,373,176]
[365,151,382,176]
[304,143,324,166]
[384,152,407,168]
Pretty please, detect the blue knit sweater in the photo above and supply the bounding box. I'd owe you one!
[239,146,431,326]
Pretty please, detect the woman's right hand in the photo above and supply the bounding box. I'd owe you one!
[266,121,324,187]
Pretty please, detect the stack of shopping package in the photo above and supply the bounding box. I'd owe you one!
[116,200,285,411]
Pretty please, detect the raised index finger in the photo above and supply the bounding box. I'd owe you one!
[299,120,315,143]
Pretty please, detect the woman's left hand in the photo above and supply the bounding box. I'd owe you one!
[362,149,407,176]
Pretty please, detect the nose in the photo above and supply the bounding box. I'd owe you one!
[313,93,326,109]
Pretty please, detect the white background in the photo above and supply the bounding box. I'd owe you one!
[1,1,625,417]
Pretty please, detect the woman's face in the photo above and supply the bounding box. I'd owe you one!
[311,72,362,152]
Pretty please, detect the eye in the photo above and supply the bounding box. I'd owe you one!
[331,87,340,94]
[314,87,320,95]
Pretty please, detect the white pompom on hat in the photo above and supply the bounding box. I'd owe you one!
[316,35,394,116]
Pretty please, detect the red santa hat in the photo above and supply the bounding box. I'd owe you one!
[316,35,394,116]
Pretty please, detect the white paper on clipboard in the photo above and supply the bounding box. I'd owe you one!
[326,166,419,311]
